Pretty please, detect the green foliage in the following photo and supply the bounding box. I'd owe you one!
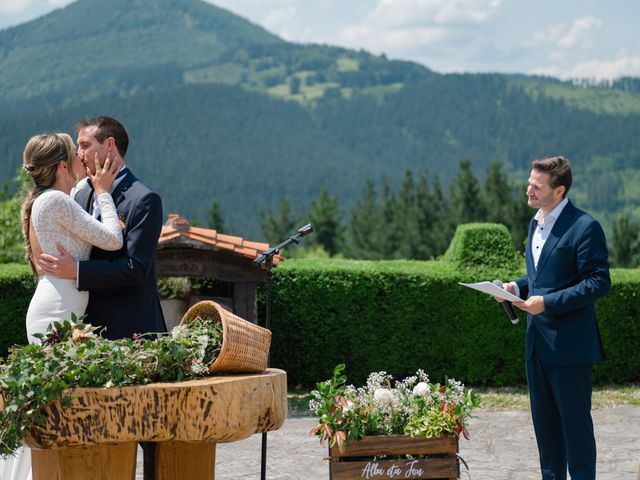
[0,263,34,355]
[307,187,343,256]
[0,196,24,263]
[260,197,300,245]
[444,223,519,271]
[610,212,640,267]
[449,159,486,224]
[207,200,226,232]
[156,276,191,300]
[2,261,639,390]
[0,170,30,264]
[0,315,223,456]
[268,258,528,388]
[309,364,479,447]
[0,0,639,241]
[267,260,640,388]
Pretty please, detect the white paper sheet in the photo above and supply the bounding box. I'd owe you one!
[458,281,523,302]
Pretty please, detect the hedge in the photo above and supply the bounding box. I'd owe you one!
[444,223,520,271]
[2,223,638,387]
[0,263,35,356]
[267,260,640,387]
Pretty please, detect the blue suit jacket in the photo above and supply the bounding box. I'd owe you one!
[515,200,609,365]
[74,169,166,340]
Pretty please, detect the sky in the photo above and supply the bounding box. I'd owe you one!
[1,0,639,80]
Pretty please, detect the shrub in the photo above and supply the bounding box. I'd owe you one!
[444,223,519,271]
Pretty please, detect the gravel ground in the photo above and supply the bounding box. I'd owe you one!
[134,406,640,479]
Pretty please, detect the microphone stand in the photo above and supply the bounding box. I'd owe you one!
[253,224,313,480]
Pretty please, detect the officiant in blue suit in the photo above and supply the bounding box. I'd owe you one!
[499,156,610,480]
[39,116,166,340]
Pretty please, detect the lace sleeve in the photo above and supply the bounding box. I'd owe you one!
[54,191,123,251]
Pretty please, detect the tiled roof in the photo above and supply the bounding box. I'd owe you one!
[159,214,282,265]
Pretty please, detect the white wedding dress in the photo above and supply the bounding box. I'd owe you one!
[1,188,122,480]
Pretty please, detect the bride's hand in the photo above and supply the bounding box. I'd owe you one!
[89,150,121,196]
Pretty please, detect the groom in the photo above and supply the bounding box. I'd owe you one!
[39,116,166,339]
[498,156,610,480]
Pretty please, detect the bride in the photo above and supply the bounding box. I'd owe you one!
[0,132,123,480]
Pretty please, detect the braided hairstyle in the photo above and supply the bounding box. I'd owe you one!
[21,133,76,276]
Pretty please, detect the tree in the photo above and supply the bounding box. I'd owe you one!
[483,162,531,251]
[207,200,226,232]
[308,187,343,256]
[344,180,383,259]
[395,170,421,259]
[260,197,299,245]
[378,176,401,258]
[289,76,301,95]
[610,212,640,268]
[0,170,30,263]
[413,171,452,259]
[449,159,486,225]
[483,162,512,224]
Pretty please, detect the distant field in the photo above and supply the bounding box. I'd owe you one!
[513,80,640,115]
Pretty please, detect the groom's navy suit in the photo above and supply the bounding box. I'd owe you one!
[74,169,166,340]
[515,199,610,480]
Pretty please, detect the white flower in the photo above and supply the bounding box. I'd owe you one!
[413,382,430,397]
[171,325,186,339]
[343,400,355,412]
[373,388,394,408]
[190,358,208,375]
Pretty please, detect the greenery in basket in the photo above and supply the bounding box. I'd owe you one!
[0,315,222,457]
[309,364,480,448]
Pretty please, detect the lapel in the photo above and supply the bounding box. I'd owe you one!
[534,199,576,279]
[110,170,136,209]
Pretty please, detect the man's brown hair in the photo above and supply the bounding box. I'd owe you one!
[531,155,572,197]
[75,116,129,158]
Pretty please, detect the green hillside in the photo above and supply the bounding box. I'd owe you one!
[1,0,640,239]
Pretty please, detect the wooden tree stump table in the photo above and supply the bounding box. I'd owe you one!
[25,368,287,480]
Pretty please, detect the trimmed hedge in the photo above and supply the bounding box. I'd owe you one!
[268,260,640,387]
[1,222,638,387]
[0,263,35,356]
[444,223,519,271]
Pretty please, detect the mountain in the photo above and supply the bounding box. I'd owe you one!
[1,0,640,238]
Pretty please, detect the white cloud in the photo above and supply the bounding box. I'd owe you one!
[526,16,603,50]
[530,51,640,80]
[0,0,34,14]
[262,6,298,40]
[558,16,602,48]
[364,0,501,28]
[330,0,500,58]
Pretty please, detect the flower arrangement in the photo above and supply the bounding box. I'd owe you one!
[309,364,480,449]
[0,315,222,457]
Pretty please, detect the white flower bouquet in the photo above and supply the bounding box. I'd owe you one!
[309,364,480,448]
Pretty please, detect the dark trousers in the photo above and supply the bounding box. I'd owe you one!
[526,353,596,480]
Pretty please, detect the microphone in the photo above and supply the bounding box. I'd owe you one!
[297,223,314,237]
[492,280,519,325]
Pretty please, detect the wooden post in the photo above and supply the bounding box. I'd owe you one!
[155,441,216,480]
[31,442,137,480]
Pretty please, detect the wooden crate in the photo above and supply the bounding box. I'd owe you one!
[329,435,459,480]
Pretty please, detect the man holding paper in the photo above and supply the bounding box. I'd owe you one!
[497,156,610,480]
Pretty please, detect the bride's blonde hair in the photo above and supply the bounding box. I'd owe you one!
[21,133,76,275]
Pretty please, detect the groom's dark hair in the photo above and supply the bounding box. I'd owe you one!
[76,116,129,158]
[531,155,572,198]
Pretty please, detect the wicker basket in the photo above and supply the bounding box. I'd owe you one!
[180,301,271,373]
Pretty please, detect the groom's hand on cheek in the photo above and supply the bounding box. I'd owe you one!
[38,243,77,279]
